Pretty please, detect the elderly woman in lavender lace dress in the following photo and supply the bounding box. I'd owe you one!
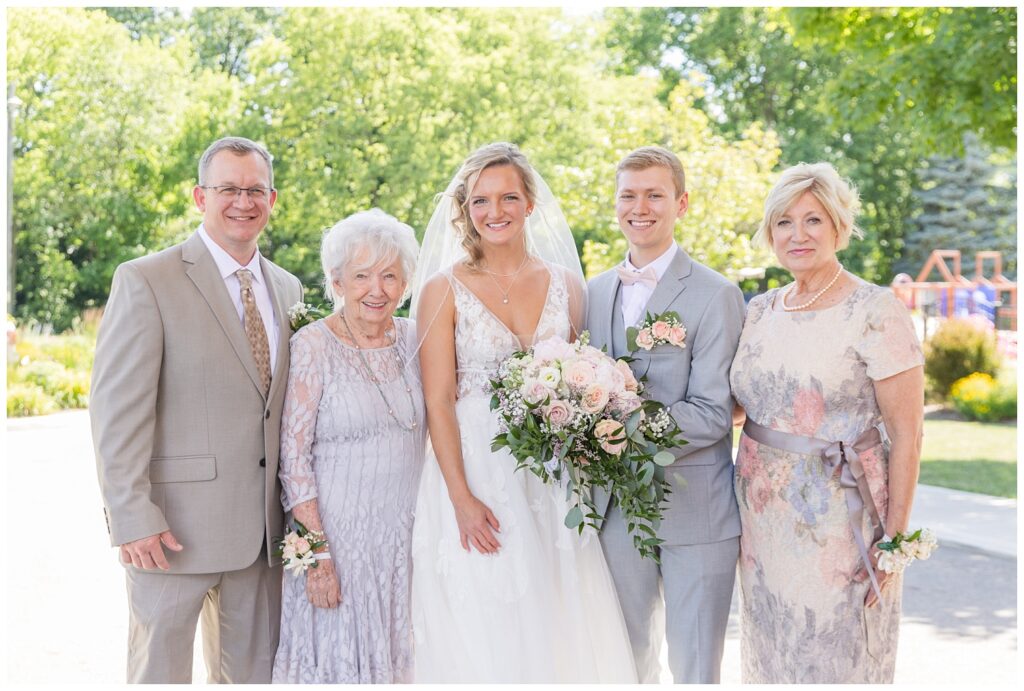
[272,209,424,683]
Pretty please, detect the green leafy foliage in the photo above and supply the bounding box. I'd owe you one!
[950,372,1017,422]
[923,319,1001,397]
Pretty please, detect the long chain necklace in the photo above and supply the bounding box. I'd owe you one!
[480,252,531,304]
[339,311,418,431]
[781,263,844,312]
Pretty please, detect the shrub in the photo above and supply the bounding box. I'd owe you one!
[38,334,95,371]
[950,372,1017,422]
[19,360,90,408]
[924,319,1001,398]
[7,382,58,417]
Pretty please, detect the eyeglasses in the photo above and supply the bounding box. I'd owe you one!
[199,185,274,200]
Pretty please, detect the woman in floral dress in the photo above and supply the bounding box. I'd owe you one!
[731,163,924,683]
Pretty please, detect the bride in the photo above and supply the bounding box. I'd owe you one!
[409,142,637,682]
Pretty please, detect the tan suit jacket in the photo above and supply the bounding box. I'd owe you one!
[91,230,303,574]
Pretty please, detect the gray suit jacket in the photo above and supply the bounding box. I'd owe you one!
[587,246,743,546]
[91,231,303,574]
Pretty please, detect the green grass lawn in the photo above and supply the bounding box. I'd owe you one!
[733,417,1018,498]
[918,418,1017,498]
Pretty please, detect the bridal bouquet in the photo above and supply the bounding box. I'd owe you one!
[490,332,686,560]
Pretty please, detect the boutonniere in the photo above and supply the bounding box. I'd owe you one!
[627,311,687,352]
[287,301,329,331]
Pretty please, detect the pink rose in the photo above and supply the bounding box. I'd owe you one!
[543,399,573,427]
[521,380,552,405]
[668,325,686,347]
[582,345,608,366]
[651,320,671,340]
[635,328,655,350]
[533,336,574,363]
[594,418,627,455]
[580,383,611,413]
[563,359,596,389]
[611,392,643,417]
[295,537,311,554]
[615,360,638,392]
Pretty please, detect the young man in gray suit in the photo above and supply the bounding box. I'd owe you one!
[90,136,303,682]
[587,146,745,683]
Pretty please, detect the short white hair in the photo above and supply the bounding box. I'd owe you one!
[320,209,420,309]
[755,162,863,250]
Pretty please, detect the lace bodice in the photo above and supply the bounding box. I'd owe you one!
[447,264,571,398]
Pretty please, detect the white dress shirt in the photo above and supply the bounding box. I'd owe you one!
[198,224,279,375]
[620,243,678,328]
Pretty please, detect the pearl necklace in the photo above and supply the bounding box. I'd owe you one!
[781,263,844,312]
[480,252,531,304]
[339,312,419,431]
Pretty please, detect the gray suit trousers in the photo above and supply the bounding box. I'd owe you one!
[600,504,739,684]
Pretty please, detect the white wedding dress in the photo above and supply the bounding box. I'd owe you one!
[411,265,638,683]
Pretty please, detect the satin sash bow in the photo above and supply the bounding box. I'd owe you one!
[742,419,886,603]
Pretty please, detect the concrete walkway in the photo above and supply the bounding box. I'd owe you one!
[4,410,1018,685]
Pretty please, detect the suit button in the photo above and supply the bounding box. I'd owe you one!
[264,409,270,420]
[259,458,266,467]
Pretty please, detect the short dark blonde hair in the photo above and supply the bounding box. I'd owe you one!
[198,136,274,187]
[754,162,863,250]
[616,146,686,198]
[450,142,537,269]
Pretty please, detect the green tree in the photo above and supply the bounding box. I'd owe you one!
[787,7,1017,154]
[901,133,1017,278]
[7,8,193,330]
[601,7,928,283]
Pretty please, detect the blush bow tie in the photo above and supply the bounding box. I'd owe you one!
[616,264,659,290]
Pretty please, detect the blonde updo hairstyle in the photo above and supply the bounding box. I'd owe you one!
[754,162,863,251]
[450,142,537,269]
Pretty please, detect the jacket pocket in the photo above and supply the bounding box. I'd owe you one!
[149,455,217,483]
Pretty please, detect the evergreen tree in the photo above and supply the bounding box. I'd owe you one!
[901,133,1016,279]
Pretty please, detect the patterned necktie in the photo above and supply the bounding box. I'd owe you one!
[236,269,271,395]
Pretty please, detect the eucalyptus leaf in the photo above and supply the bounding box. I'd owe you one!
[653,450,675,466]
[564,506,584,529]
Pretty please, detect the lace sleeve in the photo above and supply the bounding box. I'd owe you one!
[279,324,324,512]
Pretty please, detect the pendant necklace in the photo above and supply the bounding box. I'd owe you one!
[481,252,531,304]
[339,311,418,431]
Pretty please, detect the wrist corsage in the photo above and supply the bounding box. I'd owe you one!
[876,528,938,574]
[288,302,330,331]
[274,520,329,575]
[627,311,687,352]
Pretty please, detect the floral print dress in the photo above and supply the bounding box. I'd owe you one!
[730,281,924,683]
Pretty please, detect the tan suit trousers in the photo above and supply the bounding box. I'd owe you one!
[125,553,281,683]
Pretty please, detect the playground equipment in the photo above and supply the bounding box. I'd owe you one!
[890,249,1017,332]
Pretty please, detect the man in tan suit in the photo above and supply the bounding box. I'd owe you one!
[91,136,303,683]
